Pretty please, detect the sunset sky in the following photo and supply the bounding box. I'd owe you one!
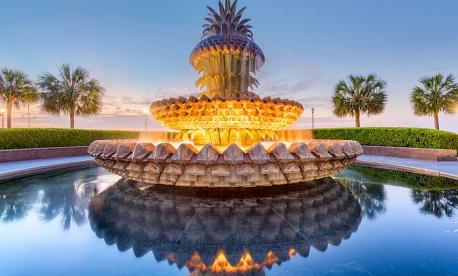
[1,0,457,131]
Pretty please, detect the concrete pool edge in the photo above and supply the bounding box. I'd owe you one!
[0,158,96,183]
[355,160,458,180]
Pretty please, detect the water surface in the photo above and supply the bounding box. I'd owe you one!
[0,167,457,275]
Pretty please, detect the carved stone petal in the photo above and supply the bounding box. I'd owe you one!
[260,163,281,174]
[88,141,99,155]
[248,143,270,162]
[288,143,315,161]
[283,163,301,174]
[163,164,183,175]
[115,142,137,159]
[210,165,230,177]
[172,144,198,162]
[196,144,220,163]
[325,142,346,159]
[307,141,332,159]
[185,164,207,176]
[94,141,108,157]
[102,142,120,158]
[319,162,334,170]
[350,141,363,155]
[132,143,155,161]
[150,143,176,161]
[268,143,295,161]
[129,163,144,172]
[222,144,245,162]
[340,141,354,157]
[302,163,318,172]
[236,164,257,175]
[144,163,162,173]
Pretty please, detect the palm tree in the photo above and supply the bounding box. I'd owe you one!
[332,74,387,127]
[410,74,458,130]
[38,64,104,129]
[0,69,37,128]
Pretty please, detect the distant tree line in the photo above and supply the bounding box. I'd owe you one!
[1,64,457,130]
[0,64,104,128]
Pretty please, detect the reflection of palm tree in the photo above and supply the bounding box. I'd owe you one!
[40,182,86,230]
[39,170,104,230]
[411,189,458,218]
[0,194,33,222]
[345,180,386,220]
[0,168,115,229]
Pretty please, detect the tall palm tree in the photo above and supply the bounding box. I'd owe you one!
[332,74,387,127]
[38,64,104,129]
[0,69,37,128]
[410,74,458,130]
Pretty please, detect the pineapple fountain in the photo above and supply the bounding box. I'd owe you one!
[88,0,363,188]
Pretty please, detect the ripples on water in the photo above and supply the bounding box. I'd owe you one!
[0,166,457,275]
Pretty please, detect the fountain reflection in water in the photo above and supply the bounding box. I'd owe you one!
[89,178,362,275]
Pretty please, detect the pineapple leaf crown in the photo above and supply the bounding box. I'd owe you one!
[202,0,253,39]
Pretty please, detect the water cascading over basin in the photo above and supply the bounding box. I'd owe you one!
[88,0,363,188]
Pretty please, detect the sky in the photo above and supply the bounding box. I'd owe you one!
[0,0,457,132]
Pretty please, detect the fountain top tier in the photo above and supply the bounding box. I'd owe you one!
[150,0,303,147]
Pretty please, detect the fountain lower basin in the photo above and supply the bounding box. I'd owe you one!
[88,139,362,188]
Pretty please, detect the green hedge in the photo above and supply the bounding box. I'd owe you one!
[0,127,456,151]
[0,128,140,150]
[312,127,458,151]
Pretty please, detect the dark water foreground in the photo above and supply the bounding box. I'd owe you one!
[0,167,457,275]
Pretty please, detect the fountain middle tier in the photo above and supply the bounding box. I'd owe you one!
[150,94,304,146]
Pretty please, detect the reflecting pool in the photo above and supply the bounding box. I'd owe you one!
[0,167,457,275]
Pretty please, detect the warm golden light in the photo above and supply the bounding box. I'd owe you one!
[150,96,303,146]
[185,250,283,273]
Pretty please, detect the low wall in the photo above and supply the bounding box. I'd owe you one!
[362,146,457,161]
[0,146,89,163]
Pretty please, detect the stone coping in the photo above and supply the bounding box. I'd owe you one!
[361,145,457,161]
[0,158,95,183]
[356,158,458,181]
[0,146,89,163]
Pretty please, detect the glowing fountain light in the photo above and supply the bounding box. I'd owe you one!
[88,0,363,188]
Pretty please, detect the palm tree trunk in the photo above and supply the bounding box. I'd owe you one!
[433,112,439,130]
[354,110,361,128]
[27,102,30,128]
[6,101,13,128]
[70,111,75,129]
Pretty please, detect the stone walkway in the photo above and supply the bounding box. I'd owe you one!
[0,154,457,182]
[357,155,458,180]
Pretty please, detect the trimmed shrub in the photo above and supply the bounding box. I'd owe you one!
[0,128,140,150]
[312,127,458,151]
